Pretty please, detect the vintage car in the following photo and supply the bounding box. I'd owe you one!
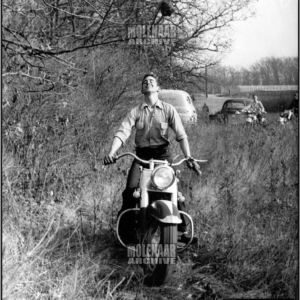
[158,89,197,125]
[209,98,254,125]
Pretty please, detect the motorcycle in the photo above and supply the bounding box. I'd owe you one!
[278,109,294,125]
[114,152,207,286]
[243,109,267,125]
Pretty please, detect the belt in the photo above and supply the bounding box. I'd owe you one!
[136,145,169,156]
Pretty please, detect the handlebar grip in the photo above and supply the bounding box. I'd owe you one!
[103,155,117,165]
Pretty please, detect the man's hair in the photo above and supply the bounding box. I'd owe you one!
[142,72,159,85]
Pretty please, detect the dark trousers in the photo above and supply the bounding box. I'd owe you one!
[257,113,263,122]
[118,146,188,233]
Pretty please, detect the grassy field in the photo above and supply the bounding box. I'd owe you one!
[2,107,298,299]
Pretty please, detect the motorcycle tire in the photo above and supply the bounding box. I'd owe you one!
[142,219,177,286]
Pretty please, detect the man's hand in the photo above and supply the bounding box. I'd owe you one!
[186,157,201,175]
[103,154,117,165]
[104,138,123,165]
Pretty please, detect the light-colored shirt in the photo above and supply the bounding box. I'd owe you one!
[115,99,187,148]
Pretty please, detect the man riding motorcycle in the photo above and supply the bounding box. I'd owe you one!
[104,72,200,245]
[242,94,266,122]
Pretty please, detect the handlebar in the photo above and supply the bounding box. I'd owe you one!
[115,152,149,164]
[114,152,207,175]
[171,157,208,167]
[115,152,207,166]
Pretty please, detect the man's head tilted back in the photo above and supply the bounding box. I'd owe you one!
[141,72,160,94]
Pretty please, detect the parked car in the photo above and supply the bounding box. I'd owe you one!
[209,98,254,125]
[158,90,197,125]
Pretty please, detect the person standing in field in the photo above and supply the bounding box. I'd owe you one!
[103,72,199,244]
[289,93,298,116]
[202,103,210,123]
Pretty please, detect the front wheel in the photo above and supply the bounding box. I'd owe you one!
[142,219,177,286]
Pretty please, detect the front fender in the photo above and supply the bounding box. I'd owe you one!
[149,200,182,224]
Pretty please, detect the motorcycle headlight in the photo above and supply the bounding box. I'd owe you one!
[151,166,175,190]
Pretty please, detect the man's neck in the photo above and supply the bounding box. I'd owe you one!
[144,93,159,107]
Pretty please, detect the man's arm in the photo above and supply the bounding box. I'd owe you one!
[259,101,266,112]
[179,138,191,158]
[104,108,137,165]
[168,105,188,142]
[104,137,123,165]
[108,137,123,157]
[179,137,201,174]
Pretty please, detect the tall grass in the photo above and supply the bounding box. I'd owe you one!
[180,115,298,299]
[2,111,298,299]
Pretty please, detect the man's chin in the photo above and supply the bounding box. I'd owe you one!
[143,90,158,95]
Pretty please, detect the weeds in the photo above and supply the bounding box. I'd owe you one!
[2,110,298,299]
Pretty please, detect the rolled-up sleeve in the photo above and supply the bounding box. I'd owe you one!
[114,108,137,144]
[168,105,188,141]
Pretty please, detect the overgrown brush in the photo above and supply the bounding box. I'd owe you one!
[180,117,298,299]
[2,108,298,299]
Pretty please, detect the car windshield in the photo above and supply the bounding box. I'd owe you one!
[225,101,251,109]
[232,102,246,108]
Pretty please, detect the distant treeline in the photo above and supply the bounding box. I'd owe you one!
[204,57,298,95]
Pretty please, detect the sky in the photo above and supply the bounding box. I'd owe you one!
[222,0,298,68]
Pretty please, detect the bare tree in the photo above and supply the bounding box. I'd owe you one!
[2,0,257,93]
[251,57,299,85]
